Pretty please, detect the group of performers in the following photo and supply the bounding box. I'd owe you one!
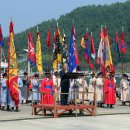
[0,63,130,112]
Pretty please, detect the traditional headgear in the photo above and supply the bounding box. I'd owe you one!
[2,73,7,77]
[34,73,39,78]
[54,70,58,75]
[24,72,28,76]
[97,72,103,77]
[122,73,128,79]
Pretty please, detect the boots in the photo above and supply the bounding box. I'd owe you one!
[7,105,10,111]
[1,106,5,111]
[110,104,114,108]
[15,107,19,112]
[10,107,14,112]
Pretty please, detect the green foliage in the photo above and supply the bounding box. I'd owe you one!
[3,1,130,72]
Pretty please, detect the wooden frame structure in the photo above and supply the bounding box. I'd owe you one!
[32,91,97,118]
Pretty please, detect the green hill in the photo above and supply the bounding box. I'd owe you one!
[3,0,130,72]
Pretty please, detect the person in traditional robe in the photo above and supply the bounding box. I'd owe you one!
[88,73,96,105]
[1,73,8,110]
[120,74,129,105]
[53,71,61,103]
[22,72,31,103]
[18,77,23,104]
[104,72,116,108]
[60,63,70,105]
[40,71,54,105]
[96,72,104,107]
[8,77,23,112]
[32,74,40,104]
[76,74,88,103]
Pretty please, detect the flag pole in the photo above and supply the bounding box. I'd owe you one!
[91,31,94,73]
[28,28,31,76]
[121,26,124,74]
[57,22,59,72]
[102,25,106,77]
[114,30,117,72]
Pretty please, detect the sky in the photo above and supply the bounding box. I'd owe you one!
[0,0,127,36]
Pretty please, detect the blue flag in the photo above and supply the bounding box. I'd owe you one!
[115,32,120,56]
[0,26,4,47]
[68,29,77,72]
[84,33,94,69]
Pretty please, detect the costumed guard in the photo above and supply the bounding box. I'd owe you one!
[53,70,61,103]
[1,73,8,110]
[120,74,130,105]
[88,73,96,105]
[96,72,104,107]
[104,72,116,108]
[9,77,23,111]
[40,70,54,104]
[60,63,70,105]
[77,74,88,103]
[22,72,31,103]
[18,77,23,104]
[32,74,40,104]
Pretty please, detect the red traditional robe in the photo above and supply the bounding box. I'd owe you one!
[40,78,54,104]
[104,78,116,105]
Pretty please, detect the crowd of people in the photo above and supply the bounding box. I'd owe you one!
[0,63,130,112]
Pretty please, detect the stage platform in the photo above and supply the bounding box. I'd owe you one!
[32,104,96,118]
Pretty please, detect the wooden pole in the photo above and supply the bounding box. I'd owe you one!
[32,91,34,115]
[121,27,124,74]
[94,93,97,116]
[54,93,57,118]
[91,32,95,72]
[114,31,117,72]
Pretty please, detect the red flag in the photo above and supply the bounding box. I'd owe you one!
[28,32,36,66]
[115,32,120,55]
[121,31,126,54]
[90,35,96,59]
[72,24,79,65]
[46,28,51,48]
[0,25,4,47]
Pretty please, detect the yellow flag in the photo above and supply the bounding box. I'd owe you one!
[8,21,19,105]
[36,30,43,73]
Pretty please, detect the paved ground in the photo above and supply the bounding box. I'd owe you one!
[0,115,130,130]
[0,101,130,130]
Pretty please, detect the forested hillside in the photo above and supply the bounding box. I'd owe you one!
[3,1,130,72]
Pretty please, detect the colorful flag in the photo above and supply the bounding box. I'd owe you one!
[7,21,19,105]
[90,35,96,59]
[53,24,63,44]
[28,32,36,66]
[84,33,94,69]
[62,30,69,63]
[46,28,51,48]
[104,27,114,73]
[115,32,120,56]
[68,24,79,72]
[121,31,126,54]
[53,25,62,70]
[97,28,105,73]
[36,28,43,73]
[0,25,4,47]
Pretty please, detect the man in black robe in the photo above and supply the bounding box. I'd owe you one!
[60,63,70,105]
